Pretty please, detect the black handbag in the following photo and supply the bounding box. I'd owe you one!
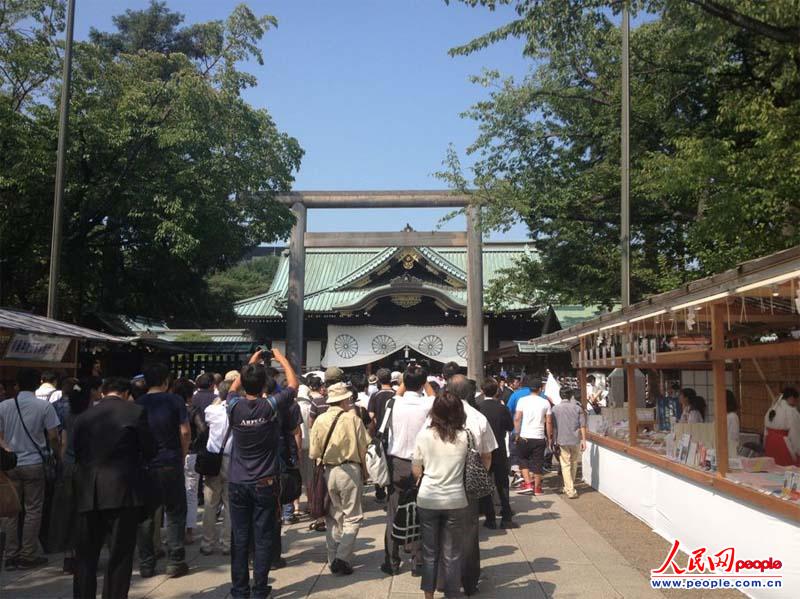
[195,425,231,477]
[391,479,421,544]
[0,446,17,472]
[464,429,494,499]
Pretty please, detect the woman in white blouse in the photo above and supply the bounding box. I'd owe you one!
[200,380,233,555]
[412,391,469,599]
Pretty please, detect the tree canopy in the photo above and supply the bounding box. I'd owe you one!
[442,0,800,309]
[0,1,301,325]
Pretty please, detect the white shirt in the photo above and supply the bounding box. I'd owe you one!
[413,427,468,510]
[463,400,498,454]
[516,393,552,439]
[727,412,740,454]
[388,391,433,460]
[205,403,232,455]
[297,396,312,450]
[35,383,57,402]
[356,392,370,411]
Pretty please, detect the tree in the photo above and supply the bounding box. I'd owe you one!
[0,1,301,325]
[442,0,800,308]
[207,254,279,306]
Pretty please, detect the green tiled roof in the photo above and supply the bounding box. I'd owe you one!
[235,243,536,320]
[552,305,611,329]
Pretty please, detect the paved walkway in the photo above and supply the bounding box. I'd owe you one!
[1,481,666,599]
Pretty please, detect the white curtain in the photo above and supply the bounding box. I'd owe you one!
[321,324,474,368]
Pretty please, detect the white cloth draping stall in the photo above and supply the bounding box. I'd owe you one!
[321,325,480,368]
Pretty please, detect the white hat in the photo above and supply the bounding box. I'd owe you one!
[391,371,402,383]
[326,382,352,404]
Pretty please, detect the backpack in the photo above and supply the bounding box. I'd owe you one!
[365,398,394,488]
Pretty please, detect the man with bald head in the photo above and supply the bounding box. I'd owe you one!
[446,374,497,595]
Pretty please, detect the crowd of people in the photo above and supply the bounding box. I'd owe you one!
[0,350,589,599]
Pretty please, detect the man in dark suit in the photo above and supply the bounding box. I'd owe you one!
[73,377,155,599]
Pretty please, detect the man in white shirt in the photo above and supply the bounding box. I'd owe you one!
[35,371,59,402]
[514,377,553,496]
[447,374,497,595]
[382,365,433,576]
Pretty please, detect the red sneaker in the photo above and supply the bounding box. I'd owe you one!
[534,485,544,495]
[516,482,534,495]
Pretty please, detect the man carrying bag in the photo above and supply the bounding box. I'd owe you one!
[309,381,370,577]
[0,368,60,570]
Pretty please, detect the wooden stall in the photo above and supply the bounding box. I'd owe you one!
[532,247,800,599]
[0,308,124,392]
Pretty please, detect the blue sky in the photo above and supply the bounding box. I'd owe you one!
[72,1,532,240]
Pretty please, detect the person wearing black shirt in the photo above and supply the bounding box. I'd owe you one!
[227,348,298,599]
[135,364,191,579]
[478,378,517,529]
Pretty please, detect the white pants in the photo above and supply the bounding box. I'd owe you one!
[184,453,199,530]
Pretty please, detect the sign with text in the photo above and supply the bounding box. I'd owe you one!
[4,333,71,362]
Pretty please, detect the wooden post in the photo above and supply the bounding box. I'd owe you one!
[578,368,588,411]
[712,302,729,476]
[627,365,638,446]
[286,202,306,373]
[466,204,484,384]
[579,336,588,410]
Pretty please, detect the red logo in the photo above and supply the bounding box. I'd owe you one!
[652,540,783,576]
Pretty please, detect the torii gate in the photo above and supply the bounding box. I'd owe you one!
[277,190,484,382]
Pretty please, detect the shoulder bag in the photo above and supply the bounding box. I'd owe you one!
[464,429,494,499]
[365,397,394,488]
[195,421,231,476]
[309,411,344,520]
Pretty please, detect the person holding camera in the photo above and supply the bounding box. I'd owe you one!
[226,347,297,599]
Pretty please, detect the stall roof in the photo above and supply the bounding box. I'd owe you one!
[0,308,127,343]
[531,245,800,347]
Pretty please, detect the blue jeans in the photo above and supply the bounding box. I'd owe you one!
[229,481,279,599]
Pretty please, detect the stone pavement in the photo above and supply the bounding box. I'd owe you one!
[0,481,666,599]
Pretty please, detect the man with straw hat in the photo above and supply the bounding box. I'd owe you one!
[309,381,370,576]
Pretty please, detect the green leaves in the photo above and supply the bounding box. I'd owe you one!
[445,0,800,308]
[0,1,302,325]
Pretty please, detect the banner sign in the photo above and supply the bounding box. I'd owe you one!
[322,325,484,368]
[4,333,71,362]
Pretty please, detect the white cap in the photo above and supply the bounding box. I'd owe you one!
[390,371,402,383]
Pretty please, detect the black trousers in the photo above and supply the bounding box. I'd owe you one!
[74,507,140,599]
[479,460,512,523]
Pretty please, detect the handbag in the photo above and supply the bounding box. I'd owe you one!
[391,477,421,544]
[0,445,17,472]
[365,398,394,488]
[309,411,344,520]
[464,429,494,499]
[0,471,21,518]
[195,423,231,477]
